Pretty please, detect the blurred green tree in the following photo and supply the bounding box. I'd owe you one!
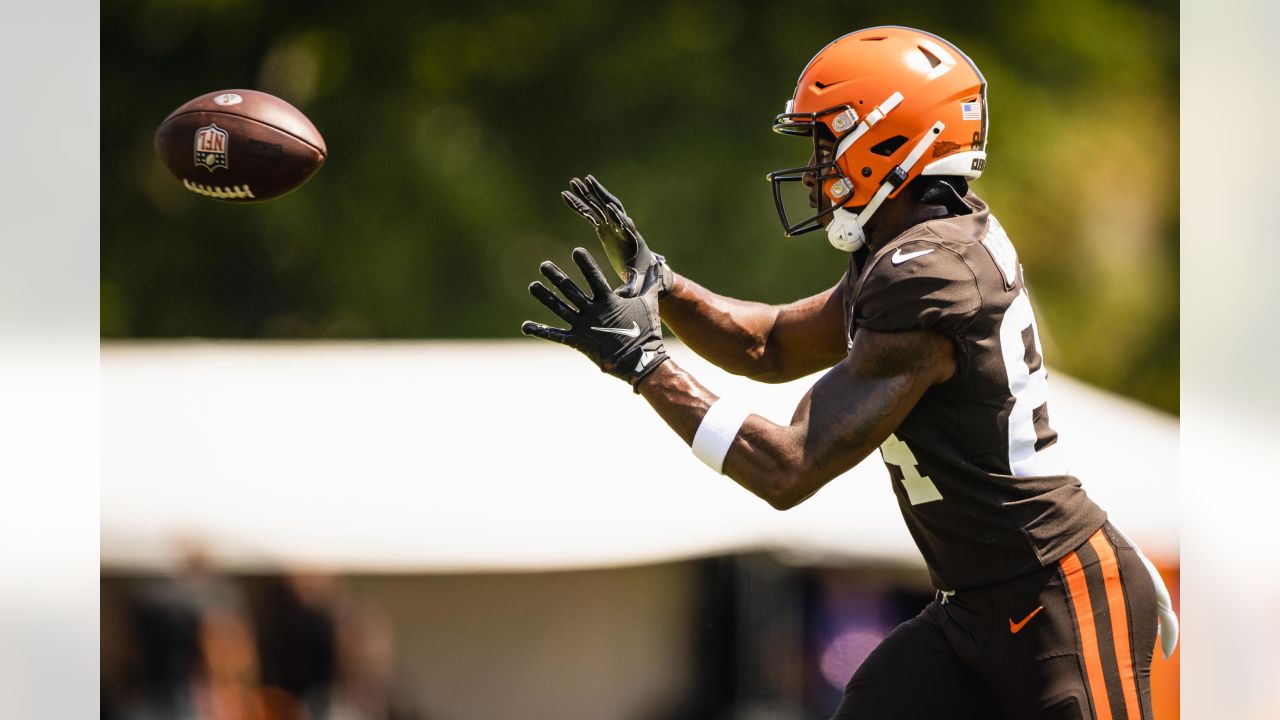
[102,0,1177,412]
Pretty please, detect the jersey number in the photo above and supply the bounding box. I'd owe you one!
[990,216,1064,477]
[880,433,943,505]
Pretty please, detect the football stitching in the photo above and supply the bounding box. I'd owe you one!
[182,179,256,200]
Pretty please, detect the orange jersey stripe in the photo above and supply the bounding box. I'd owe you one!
[1090,532,1142,720]
[1060,548,1113,720]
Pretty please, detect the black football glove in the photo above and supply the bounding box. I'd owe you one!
[521,247,669,389]
[561,175,673,299]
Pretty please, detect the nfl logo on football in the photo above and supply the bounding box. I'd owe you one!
[194,123,229,171]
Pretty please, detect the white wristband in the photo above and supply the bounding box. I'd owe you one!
[691,399,752,474]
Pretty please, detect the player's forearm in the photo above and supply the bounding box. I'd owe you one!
[635,358,717,444]
[637,360,822,510]
[658,274,784,379]
[638,330,949,511]
[660,274,845,383]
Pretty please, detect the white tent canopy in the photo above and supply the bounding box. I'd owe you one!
[101,341,1178,572]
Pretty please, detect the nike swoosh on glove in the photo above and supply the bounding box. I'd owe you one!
[521,247,669,389]
[562,175,673,299]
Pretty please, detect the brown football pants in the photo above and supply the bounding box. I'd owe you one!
[831,523,1159,719]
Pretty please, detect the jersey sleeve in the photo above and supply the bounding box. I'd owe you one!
[853,240,981,337]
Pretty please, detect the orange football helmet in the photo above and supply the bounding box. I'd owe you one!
[767,26,988,251]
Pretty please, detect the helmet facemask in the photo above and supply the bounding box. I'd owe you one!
[768,92,911,253]
[766,104,860,238]
[766,27,989,253]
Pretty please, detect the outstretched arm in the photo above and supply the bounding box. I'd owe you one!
[519,246,955,510]
[637,326,956,509]
[658,273,846,383]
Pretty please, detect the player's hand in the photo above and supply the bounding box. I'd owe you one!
[562,175,673,298]
[521,247,669,388]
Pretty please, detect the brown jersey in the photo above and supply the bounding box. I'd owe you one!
[844,192,1107,590]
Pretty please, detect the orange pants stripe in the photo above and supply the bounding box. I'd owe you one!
[1060,548,1113,720]
[1060,527,1149,720]
[1089,531,1143,720]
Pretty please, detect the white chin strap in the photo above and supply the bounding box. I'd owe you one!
[825,105,946,254]
[825,168,899,252]
[825,207,866,252]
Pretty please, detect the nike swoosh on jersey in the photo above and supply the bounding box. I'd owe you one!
[591,322,641,338]
[891,247,935,265]
[1009,605,1044,634]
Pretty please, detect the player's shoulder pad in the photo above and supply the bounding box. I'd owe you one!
[854,231,982,336]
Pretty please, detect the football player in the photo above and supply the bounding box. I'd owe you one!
[522,26,1177,719]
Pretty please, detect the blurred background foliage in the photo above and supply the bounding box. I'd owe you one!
[102,0,1178,412]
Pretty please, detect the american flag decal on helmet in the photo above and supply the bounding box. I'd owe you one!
[961,101,982,121]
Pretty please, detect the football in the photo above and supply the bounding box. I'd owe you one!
[154,89,326,203]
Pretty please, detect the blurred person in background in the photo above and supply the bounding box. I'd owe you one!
[102,554,409,720]
[101,550,265,720]
[329,594,398,720]
[252,574,339,718]
[251,573,405,720]
[523,25,1177,719]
